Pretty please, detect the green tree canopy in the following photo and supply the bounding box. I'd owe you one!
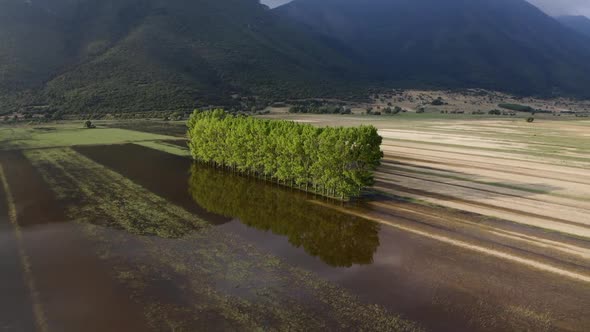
[187,109,383,199]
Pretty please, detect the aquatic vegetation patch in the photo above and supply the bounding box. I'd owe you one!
[88,224,421,331]
[25,148,206,238]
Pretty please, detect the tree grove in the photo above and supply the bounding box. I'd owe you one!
[187,109,383,199]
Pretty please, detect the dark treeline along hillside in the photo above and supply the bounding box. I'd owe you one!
[187,110,383,199]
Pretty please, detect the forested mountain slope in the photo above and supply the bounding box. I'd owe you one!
[277,0,590,97]
[0,0,360,114]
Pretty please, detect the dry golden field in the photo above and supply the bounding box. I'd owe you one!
[265,113,590,282]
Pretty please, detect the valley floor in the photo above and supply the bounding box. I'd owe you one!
[263,113,590,329]
[1,116,589,331]
[265,114,590,238]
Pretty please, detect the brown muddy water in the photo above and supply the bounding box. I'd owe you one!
[1,144,589,332]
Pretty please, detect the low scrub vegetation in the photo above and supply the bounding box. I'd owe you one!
[431,97,446,106]
[498,103,551,114]
[289,104,351,114]
[288,100,352,115]
[498,103,535,112]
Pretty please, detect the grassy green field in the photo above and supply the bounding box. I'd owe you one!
[0,122,184,151]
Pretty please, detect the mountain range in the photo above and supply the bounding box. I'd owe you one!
[557,15,590,37]
[1,0,589,114]
[277,0,590,97]
[0,0,360,114]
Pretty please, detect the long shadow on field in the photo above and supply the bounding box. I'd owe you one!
[378,160,563,198]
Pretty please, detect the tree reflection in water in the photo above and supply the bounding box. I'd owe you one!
[188,163,380,267]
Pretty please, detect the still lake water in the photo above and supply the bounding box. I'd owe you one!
[1,144,588,331]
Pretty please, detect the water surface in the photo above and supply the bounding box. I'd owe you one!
[1,144,588,331]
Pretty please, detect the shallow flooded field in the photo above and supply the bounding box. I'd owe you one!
[1,121,589,331]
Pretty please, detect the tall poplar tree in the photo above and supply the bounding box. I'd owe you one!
[187,109,383,199]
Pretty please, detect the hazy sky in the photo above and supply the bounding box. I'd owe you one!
[528,0,590,17]
[261,0,590,17]
[261,0,292,8]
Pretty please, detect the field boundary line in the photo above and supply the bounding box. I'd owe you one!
[375,170,590,220]
[368,201,590,260]
[312,201,590,284]
[373,183,590,238]
[374,178,590,229]
[0,164,49,332]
